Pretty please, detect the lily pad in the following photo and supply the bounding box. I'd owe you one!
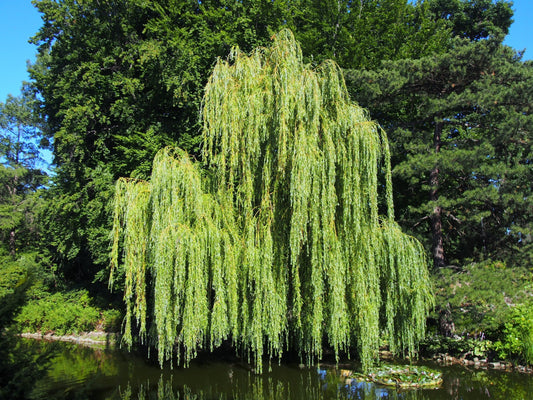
[351,364,443,389]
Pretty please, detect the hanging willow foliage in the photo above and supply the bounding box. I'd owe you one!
[110,30,434,372]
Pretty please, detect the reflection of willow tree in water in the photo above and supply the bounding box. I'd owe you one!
[118,369,533,400]
[118,374,433,400]
[3,338,532,400]
[110,30,433,372]
[118,375,321,400]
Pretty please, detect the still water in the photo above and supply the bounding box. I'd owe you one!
[2,337,533,400]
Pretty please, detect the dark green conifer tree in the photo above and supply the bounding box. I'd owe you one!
[0,90,47,257]
[345,36,532,267]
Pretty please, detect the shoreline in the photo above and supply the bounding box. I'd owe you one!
[19,331,119,348]
[428,352,533,374]
[16,333,533,374]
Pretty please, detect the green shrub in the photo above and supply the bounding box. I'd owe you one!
[432,261,532,336]
[0,258,30,327]
[421,336,492,359]
[14,290,118,335]
[0,251,53,328]
[101,309,122,332]
[493,304,533,364]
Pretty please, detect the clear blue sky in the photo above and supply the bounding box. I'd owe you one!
[0,1,42,101]
[0,0,532,102]
[503,0,533,58]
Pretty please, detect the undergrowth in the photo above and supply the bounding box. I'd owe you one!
[14,290,122,335]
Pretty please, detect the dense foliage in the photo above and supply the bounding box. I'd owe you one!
[345,35,532,268]
[14,289,121,335]
[0,0,530,378]
[0,91,47,257]
[29,0,293,279]
[110,31,433,371]
[432,261,532,335]
[493,304,533,364]
[28,0,455,279]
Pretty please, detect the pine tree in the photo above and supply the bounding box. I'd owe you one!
[345,36,533,267]
[110,31,433,372]
[0,90,47,256]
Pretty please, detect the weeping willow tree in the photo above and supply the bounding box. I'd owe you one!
[110,30,433,372]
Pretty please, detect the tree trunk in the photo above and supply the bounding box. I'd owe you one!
[10,230,16,258]
[8,171,20,258]
[430,121,445,269]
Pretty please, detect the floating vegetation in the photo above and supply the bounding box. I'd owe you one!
[110,29,434,373]
[351,365,443,389]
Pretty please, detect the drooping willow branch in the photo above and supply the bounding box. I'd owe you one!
[110,30,433,372]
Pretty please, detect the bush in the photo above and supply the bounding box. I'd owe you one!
[0,251,52,328]
[0,257,30,327]
[421,336,492,359]
[13,289,119,335]
[493,304,533,365]
[101,309,122,332]
[432,261,532,336]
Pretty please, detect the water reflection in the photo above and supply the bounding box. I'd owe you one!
[117,374,433,400]
[2,337,532,400]
[31,342,119,399]
[439,366,533,400]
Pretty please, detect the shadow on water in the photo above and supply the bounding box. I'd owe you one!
[2,337,532,400]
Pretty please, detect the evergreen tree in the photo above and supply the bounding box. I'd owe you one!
[428,0,513,41]
[0,92,42,168]
[345,37,532,267]
[291,0,450,69]
[0,89,50,340]
[0,91,47,257]
[30,0,291,280]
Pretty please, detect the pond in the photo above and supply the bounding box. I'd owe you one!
[1,336,532,400]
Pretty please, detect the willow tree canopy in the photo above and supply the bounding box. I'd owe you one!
[110,30,433,372]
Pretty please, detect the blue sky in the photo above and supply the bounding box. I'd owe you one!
[0,0,532,102]
[0,1,42,101]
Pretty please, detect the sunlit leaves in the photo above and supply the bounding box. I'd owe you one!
[111,31,433,372]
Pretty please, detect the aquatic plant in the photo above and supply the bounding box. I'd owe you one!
[351,364,443,389]
[110,30,433,372]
